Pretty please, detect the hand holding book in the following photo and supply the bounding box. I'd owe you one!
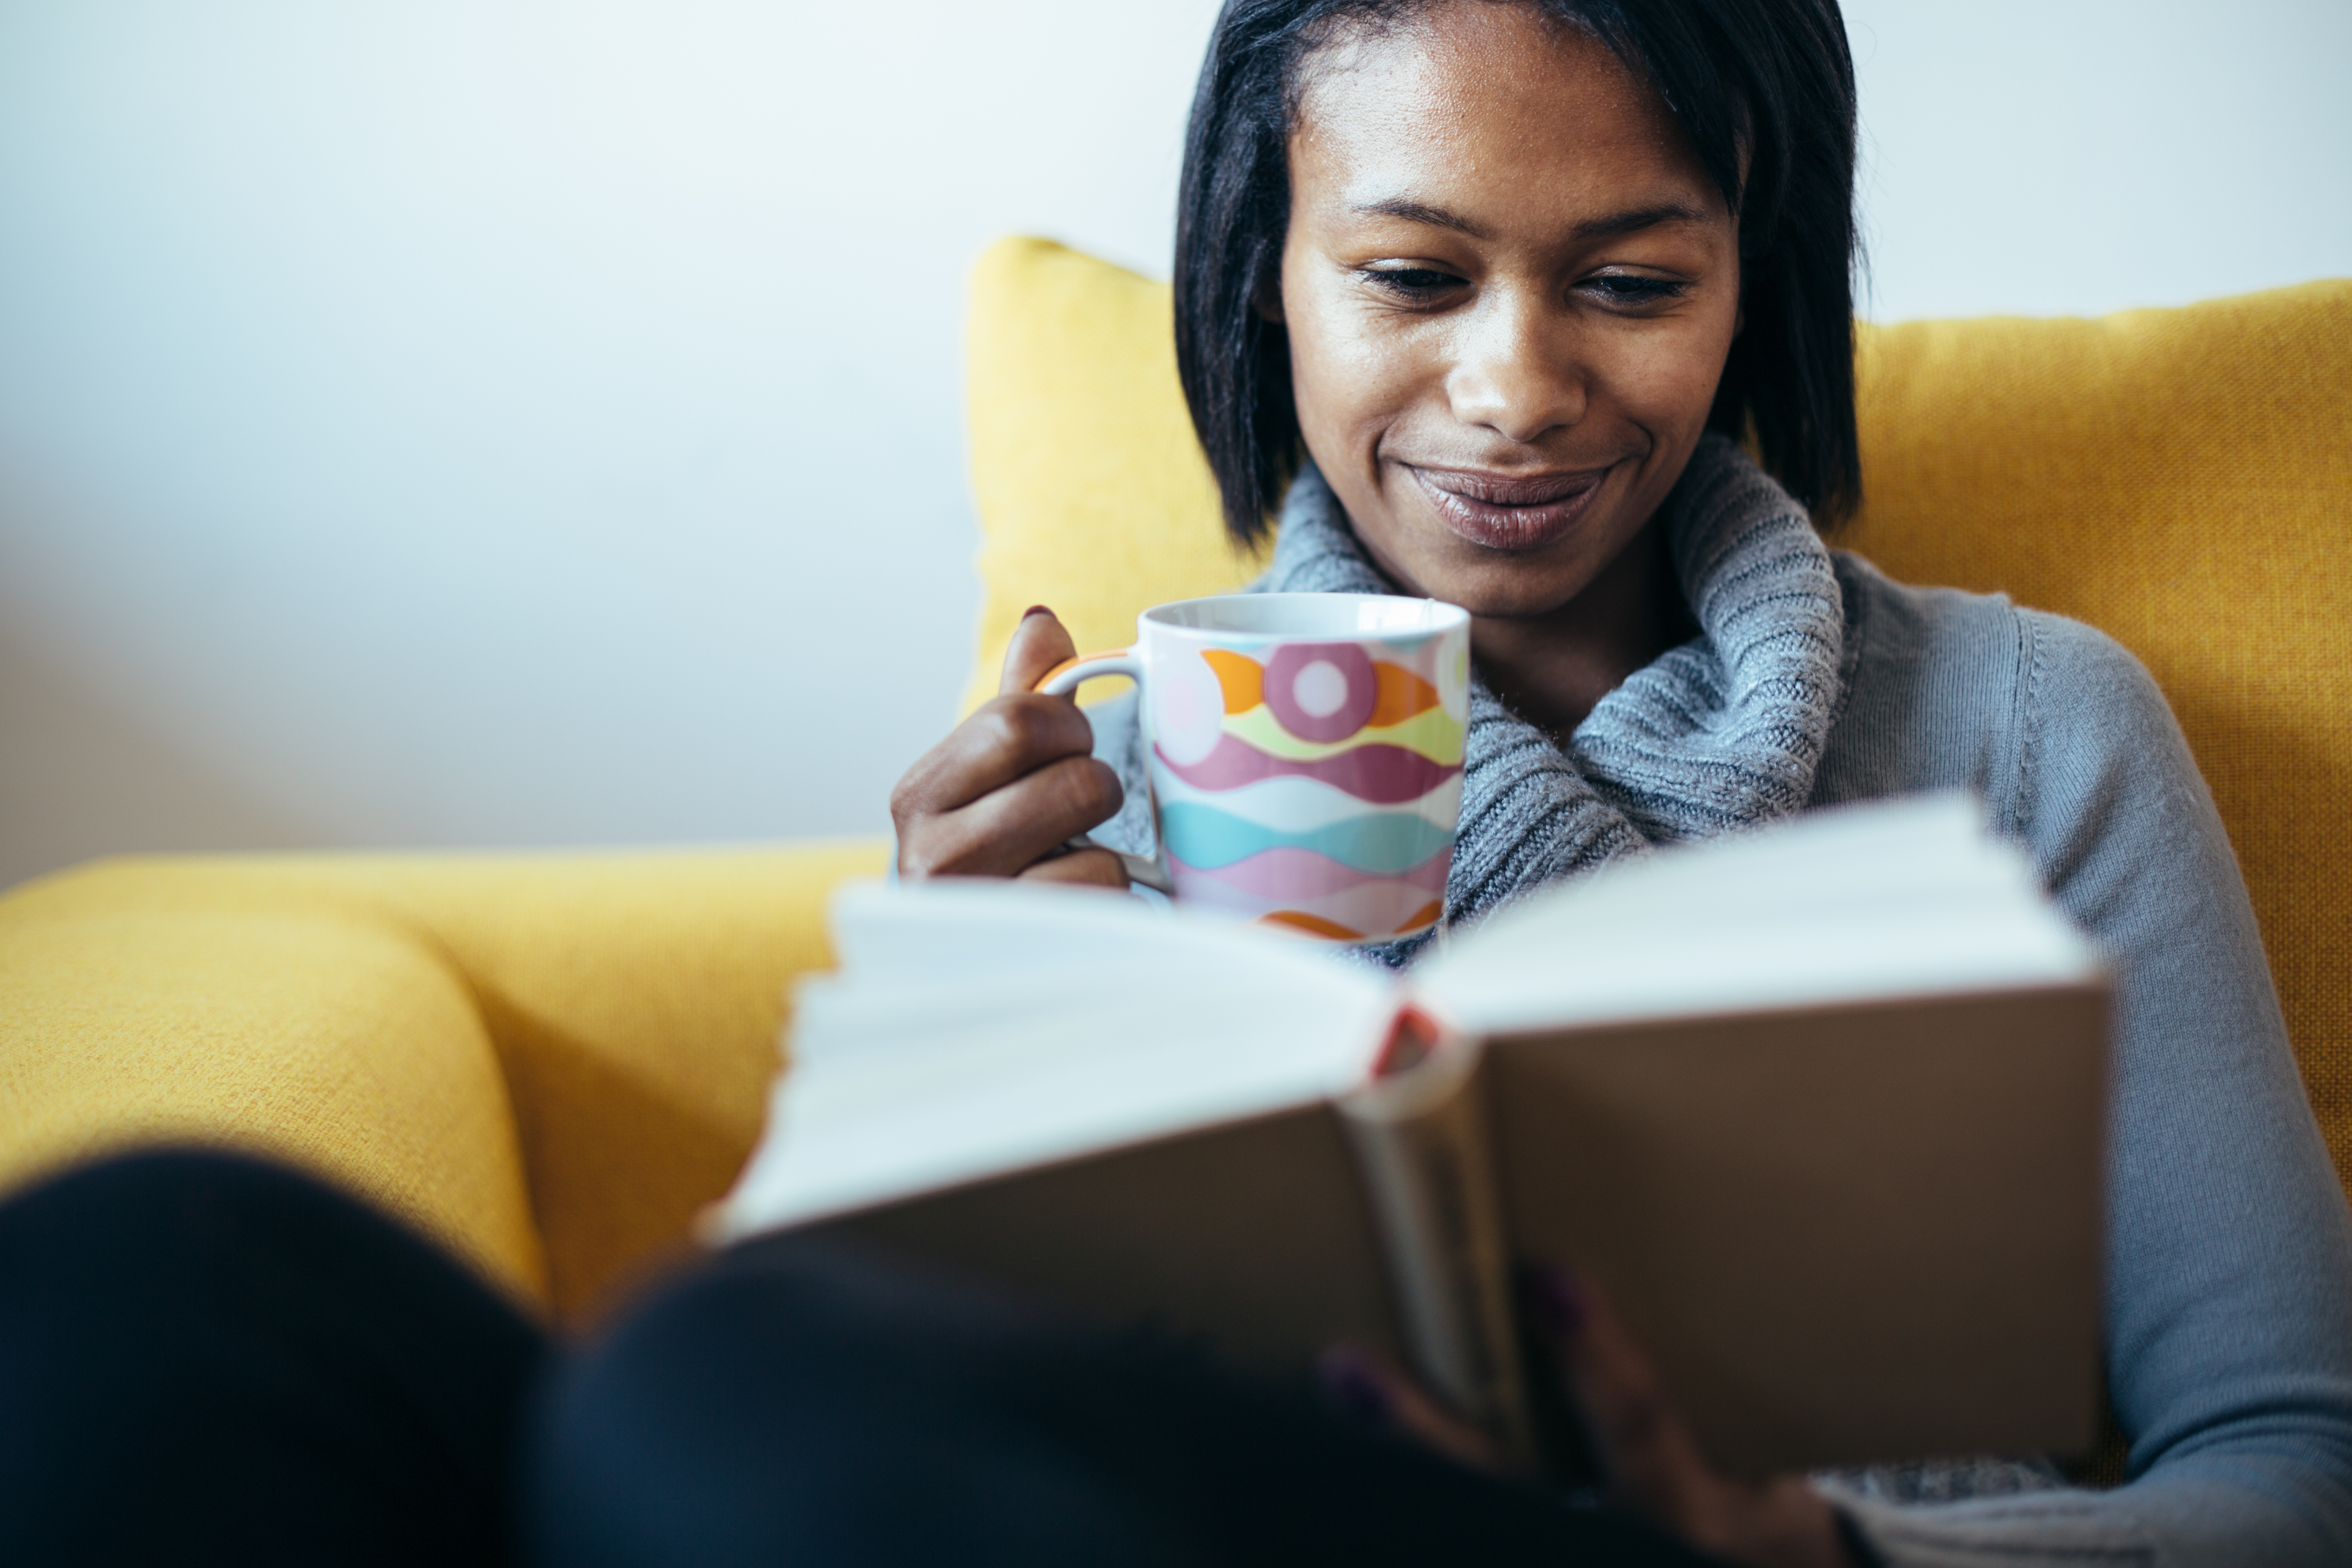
[1329,1267,1857,1568]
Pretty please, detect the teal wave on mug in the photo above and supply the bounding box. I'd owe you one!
[1157,801,1454,874]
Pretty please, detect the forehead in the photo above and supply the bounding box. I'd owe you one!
[1289,2,1718,220]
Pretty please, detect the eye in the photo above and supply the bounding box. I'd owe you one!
[1359,266,1465,301]
[1582,273,1690,307]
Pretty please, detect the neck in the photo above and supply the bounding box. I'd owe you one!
[1469,520,1695,740]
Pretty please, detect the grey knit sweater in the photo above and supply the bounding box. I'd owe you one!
[1084,442,2352,1565]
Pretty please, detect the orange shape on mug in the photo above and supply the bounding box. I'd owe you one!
[1198,648,1265,715]
[1367,663,1442,728]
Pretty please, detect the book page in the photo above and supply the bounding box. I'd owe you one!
[711,879,1395,1239]
[1415,795,2098,1036]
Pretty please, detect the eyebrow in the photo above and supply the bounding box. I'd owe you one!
[1570,200,1712,239]
[1351,196,1711,241]
[1353,197,1492,238]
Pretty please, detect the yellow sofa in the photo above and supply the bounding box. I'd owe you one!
[2,240,2345,1322]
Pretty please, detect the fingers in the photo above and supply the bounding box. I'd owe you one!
[1001,605,1080,698]
[895,694,1099,818]
[1525,1266,1853,1568]
[1017,846,1131,891]
[898,751,1123,879]
[1316,1346,1502,1472]
[890,604,1127,884]
[1541,1271,1706,1523]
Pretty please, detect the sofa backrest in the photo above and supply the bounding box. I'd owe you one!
[963,235,2352,1196]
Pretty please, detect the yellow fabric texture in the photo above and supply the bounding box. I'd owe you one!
[963,236,1271,713]
[963,236,2352,1198]
[0,843,888,1320]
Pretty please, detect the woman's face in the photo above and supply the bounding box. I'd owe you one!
[1278,2,1742,620]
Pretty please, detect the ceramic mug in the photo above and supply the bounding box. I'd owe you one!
[1036,593,1472,943]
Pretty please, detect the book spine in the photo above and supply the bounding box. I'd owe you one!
[1339,1039,1533,1464]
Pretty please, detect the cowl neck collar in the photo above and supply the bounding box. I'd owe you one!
[1259,435,1846,963]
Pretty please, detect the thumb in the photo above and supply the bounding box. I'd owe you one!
[1532,1268,1710,1522]
[1001,605,1080,698]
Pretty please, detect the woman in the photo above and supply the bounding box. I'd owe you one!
[891,0,2352,1563]
[6,3,2345,1566]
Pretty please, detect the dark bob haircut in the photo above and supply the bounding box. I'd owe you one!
[1174,0,1860,546]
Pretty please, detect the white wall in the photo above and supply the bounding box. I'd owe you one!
[4,0,2346,888]
[1844,0,2352,319]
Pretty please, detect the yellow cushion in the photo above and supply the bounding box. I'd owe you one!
[963,236,1270,713]
[0,874,548,1305]
[962,235,2352,1196]
[0,841,890,1319]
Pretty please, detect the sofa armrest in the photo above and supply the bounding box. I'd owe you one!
[0,840,890,1319]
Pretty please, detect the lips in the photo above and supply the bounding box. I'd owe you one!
[1406,463,1611,552]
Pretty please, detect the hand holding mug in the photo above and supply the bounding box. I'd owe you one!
[889,606,1129,891]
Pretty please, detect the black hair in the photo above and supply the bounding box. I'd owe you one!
[1173,0,1861,546]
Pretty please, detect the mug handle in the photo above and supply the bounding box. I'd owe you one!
[1033,649,1175,895]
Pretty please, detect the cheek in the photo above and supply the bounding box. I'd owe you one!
[1604,307,1740,434]
[1285,290,1430,451]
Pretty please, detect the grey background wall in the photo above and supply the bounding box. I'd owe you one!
[4,0,2346,889]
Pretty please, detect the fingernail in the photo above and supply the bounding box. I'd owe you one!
[1516,1262,1586,1340]
[1021,604,1053,620]
[1316,1349,1393,1427]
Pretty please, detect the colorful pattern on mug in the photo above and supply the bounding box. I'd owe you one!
[1147,635,1470,942]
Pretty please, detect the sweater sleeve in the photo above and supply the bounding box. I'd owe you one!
[1829,610,2352,1567]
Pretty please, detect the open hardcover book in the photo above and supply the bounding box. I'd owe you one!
[711,796,2108,1477]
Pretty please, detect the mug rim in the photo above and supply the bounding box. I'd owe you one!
[1139,591,1470,641]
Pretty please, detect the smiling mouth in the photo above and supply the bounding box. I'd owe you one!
[1406,463,1612,551]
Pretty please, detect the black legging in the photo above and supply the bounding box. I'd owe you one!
[0,1149,1722,1566]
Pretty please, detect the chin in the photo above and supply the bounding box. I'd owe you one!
[1399,557,1598,621]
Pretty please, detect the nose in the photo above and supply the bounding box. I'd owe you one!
[1442,291,1587,444]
